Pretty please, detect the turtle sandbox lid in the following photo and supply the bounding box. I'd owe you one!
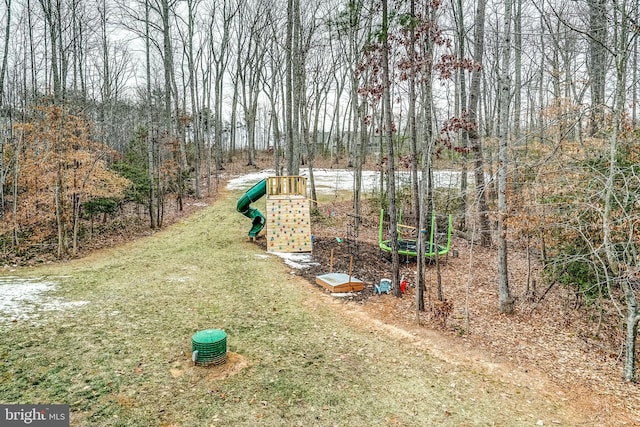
[315,273,364,293]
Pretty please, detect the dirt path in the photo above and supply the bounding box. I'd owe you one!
[296,282,632,426]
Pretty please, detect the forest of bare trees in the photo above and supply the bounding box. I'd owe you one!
[1,0,640,381]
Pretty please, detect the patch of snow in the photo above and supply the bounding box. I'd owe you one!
[0,276,88,324]
[226,170,274,190]
[272,252,319,270]
[226,168,466,194]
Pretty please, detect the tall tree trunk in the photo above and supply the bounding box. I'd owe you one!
[634,5,639,127]
[213,31,226,170]
[455,0,468,232]
[309,78,324,212]
[285,0,295,173]
[40,0,67,256]
[99,0,110,145]
[588,0,607,136]
[11,131,21,247]
[331,74,344,164]
[0,0,10,218]
[349,0,366,229]
[497,0,514,314]
[27,0,37,98]
[161,0,172,132]
[468,0,491,246]
[39,0,61,101]
[268,62,282,175]
[0,0,10,101]
[145,0,157,229]
[407,0,426,311]
[408,0,419,234]
[290,0,301,174]
[513,0,521,137]
[512,0,522,185]
[623,273,639,382]
[381,0,401,297]
[603,0,637,381]
[187,0,201,198]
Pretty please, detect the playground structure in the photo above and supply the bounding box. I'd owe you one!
[236,179,267,238]
[236,176,312,253]
[379,209,452,258]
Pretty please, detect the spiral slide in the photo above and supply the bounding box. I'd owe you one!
[236,179,267,237]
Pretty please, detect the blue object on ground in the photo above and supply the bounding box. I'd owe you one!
[374,279,392,295]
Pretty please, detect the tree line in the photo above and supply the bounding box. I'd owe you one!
[1,0,639,381]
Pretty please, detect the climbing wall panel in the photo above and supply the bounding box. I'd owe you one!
[266,195,312,253]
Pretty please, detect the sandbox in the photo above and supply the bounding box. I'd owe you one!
[315,273,365,293]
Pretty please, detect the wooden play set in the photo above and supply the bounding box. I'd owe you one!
[238,176,452,295]
[236,175,366,293]
[265,176,312,253]
[237,175,312,253]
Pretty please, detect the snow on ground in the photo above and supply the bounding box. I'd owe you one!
[273,252,319,270]
[226,168,464,193]
[0,276,88,324]
[255,251,319,270]
[255,252,319,270]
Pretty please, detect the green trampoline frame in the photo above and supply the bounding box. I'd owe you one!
[378,209,452,257]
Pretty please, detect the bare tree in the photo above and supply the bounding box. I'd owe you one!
[452,0,468,232]
[417,29,436,309]
[260,7,286,174]
[178,0,203,196]
[38,0,62,101]
[602,0,638,382]
[145,0,157,228]
[0,0,11,102]
[235,0,268,167]
[0,0,11,219]
[588,0,607,135]
[285,0,296,173]
[380,0,400,296]
[209,0,237,171]
[497,0,514,314]
[468,0,491,247]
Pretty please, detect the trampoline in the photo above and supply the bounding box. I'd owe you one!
[379,209,452,257]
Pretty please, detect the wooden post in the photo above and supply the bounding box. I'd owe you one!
[349,255,353,275]
[348,255,353,284]
[330,248,334,272]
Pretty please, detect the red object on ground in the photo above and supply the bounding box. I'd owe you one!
[400,278,407,294]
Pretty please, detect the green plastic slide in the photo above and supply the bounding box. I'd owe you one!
[236,179,267,237]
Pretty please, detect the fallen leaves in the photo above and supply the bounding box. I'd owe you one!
[293,199,640,425]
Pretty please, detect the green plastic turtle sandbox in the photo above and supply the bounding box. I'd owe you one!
[192,329,227,366]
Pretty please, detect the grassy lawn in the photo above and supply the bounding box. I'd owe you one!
[1,191,581,426]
